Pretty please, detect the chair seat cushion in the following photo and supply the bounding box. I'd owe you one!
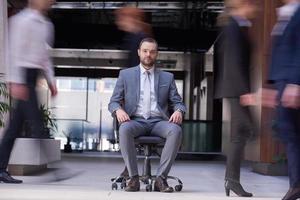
[135,136,165,145]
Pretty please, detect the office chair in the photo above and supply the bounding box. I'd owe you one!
[110,116,183,192]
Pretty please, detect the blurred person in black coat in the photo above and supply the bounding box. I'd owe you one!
[115,6,153,68]
[215,0,258,197]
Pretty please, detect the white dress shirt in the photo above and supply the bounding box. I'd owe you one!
[134,64,162,118]
[272,1,300,36]
[232,15,252,27]
[8,8,55,85]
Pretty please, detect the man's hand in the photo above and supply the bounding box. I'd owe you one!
[281,84,300,109]
[260,88,278,108]
[49,83,58,97]
[169,110,183,125]
[116,109,130,123]
[240,93,257,106]
[9,83,28,101]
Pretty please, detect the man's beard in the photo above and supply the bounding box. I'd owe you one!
[141,58,155,67]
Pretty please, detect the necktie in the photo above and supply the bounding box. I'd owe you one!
[143,71,151,119]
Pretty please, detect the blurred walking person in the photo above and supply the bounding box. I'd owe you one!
[115,6,152,68]
[266,0,300,199]
[0,0,57,183]
[214,0,257,197]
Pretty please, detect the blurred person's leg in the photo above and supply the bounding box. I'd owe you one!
[276,105,300,200]
[0,69,44,183]
[225,98,253,197]
[0,100,24,172]
[225,98,253,182]
[283,139,300,200]
[23,69,78,182]
[275,81,300,200]
[287,140,300,188]
[23,69,44,138]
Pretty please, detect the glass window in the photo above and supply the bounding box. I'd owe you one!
[57,79,71,90]
[71,78,86,90]
[49,76,184,152]
[175,80,184,98]
[50,77,87,120]
[50,77,117,151]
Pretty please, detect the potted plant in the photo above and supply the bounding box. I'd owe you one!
[39,104,57,138]
[0,77,9,128]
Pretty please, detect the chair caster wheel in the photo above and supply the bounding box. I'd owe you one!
[175,185,182,192]
[112,183,118,190]
[116,177,125,183]
[146,184,152,192]
[120,181,126,189]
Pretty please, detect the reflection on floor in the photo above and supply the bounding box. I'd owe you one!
[0,153,288,200]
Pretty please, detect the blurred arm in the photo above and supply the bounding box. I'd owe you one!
[43,23,57,97]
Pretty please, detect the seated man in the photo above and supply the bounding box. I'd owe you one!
[108,38,186,192]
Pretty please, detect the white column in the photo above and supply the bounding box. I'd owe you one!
[0,0,8,76]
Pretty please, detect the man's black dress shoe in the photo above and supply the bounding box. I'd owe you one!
[154,176,174,193]
[124,175,140,192]
[0,171,23,184]
[282,187,300,200]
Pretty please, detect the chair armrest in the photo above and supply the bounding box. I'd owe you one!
[113,115,120,143]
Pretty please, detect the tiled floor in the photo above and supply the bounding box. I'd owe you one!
[0,153,288,200]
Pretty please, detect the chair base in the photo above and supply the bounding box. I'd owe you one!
[111,174,183,192]
[110,136,182,192]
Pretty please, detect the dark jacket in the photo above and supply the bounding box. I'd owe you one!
[214,16,252,99]
[268,6,300,85]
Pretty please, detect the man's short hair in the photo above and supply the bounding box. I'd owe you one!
[139,38,158,49]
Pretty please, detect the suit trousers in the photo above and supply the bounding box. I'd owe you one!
[275,81,300,187]
[119,117,182,178]
[225,98,253,182]
[0,68,44,172]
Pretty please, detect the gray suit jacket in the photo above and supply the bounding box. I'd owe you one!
[108,66,186,120]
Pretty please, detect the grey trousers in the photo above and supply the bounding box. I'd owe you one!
[225,98,253,182]
[119,117,182,178]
